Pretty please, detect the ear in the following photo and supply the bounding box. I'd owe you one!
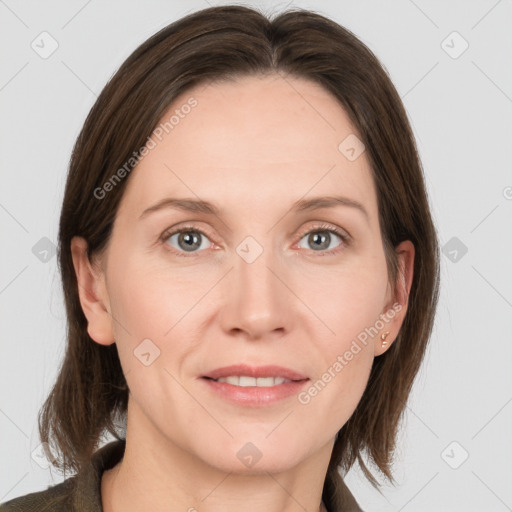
[70,236,115,346]
[375,240,415,356]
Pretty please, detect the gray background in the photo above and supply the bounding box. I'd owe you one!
[1,0,511,510]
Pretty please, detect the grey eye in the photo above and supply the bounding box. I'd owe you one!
[297,230,342,251]
[167,230,210,252]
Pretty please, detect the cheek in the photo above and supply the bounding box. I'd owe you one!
[300,320,375,427]
[107,249,201,337]
[293,258,386,407]
[294,255,389,345]
[105,254,201,381]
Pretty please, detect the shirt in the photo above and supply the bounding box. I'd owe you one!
[0,439,363,511]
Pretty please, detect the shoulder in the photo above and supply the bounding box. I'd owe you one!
[323,469,364,512]
[0,439,125,512]
[0,477,75,512]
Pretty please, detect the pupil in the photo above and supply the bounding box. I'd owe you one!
[179,231,200,251]
[310,232,330,250]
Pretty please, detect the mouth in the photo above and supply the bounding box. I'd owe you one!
[203,375,295,387]
[200,364,309,407]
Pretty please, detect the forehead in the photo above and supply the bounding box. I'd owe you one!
[117,73,378,222]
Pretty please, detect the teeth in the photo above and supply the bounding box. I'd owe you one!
[239,376,254,387]
[216,376,291,387]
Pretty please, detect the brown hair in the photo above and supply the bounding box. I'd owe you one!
[39,3,440,499]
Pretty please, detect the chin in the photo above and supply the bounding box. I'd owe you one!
[194,433,314,475]
[206,452,302,476]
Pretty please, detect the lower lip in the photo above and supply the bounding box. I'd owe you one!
[200,377,309,407]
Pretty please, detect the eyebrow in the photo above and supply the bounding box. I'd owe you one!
[139,195,369,222]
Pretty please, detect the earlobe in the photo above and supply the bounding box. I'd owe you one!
[70,236,115,346]
[375,240,415,356]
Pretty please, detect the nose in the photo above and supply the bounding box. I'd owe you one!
[219,244,295,341]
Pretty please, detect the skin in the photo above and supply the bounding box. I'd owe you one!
[71,73,414,512]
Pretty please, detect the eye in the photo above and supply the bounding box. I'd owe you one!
[296,223,349,255]
[160,222,350,258]
[162,227,212,255]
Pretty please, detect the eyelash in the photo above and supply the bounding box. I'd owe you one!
[160,222,351,258]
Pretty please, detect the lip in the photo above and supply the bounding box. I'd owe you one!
[200,364,309,408]
[202,364,308,381]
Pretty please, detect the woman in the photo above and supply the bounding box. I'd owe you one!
[0,5,440,512]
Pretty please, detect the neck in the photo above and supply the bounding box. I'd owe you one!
[102,400,333,512]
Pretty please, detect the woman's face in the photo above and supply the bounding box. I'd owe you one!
[73,73,413,474]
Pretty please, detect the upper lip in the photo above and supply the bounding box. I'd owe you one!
[202,364,308,381]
